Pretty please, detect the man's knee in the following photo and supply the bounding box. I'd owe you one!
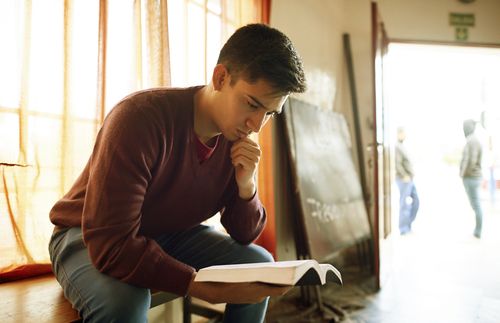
[240,244,274,264]
[85,285,150,323]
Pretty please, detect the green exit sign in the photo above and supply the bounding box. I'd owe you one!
[455,27,468,41]
[450,13,475,27]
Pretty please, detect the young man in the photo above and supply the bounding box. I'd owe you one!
[49,23,306,322]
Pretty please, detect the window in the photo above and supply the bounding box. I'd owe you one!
[168,0,266,86]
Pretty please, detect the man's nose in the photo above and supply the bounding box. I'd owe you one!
[247,111,269,134]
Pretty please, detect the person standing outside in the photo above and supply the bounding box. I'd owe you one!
[48,23,306,323]
[460,119,484,239]
[395,127,419,235]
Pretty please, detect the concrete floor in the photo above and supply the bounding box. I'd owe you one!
[362,188,500,323]
[353,204,500,323]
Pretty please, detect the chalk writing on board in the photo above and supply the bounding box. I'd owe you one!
[305,197,342,223]
[282,98,371,261]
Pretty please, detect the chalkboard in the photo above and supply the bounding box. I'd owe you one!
[281,98,371,262]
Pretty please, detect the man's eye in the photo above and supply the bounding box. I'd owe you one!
[266,111,278,117]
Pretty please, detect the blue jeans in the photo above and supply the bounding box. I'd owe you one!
[396,179,419,234]
[49,225,273,323]
[463,177,483,238]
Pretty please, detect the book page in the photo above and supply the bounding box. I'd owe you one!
[200,260,313,271]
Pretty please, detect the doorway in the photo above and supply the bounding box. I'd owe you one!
[385,43,500,238]
[375,43,500,322]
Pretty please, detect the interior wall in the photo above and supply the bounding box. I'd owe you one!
[378,0,500,44]
[270,0,375,260]
[271,0,345,112]
[339,0,375,220]
[271,0,342,261]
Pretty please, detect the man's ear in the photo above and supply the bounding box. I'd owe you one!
[212,64,229,91]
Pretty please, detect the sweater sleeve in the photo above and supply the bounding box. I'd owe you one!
[82,101,195,296]
[219,179,267,245]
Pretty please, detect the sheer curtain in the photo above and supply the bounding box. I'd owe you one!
[0,0,171,280]
[0,0,269,281]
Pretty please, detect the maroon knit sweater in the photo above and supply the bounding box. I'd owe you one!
[49,86,267,296]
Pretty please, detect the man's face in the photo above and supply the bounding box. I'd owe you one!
[213,71,289,142]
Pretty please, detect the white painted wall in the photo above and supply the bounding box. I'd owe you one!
[270,0,374,156]
[270,0,375,260]
[271,0,346,112]
[339,0,374,196]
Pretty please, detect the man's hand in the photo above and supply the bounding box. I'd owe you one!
[187,280,292,304]
[230,137,261,199]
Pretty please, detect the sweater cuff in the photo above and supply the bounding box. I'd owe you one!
[234,190,264,220]
[154,252,196,296]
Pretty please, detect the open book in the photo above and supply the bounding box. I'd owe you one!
[194,260,342,286]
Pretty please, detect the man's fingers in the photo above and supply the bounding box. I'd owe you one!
[231,137,260,151]
[257,283,293,296]
[231,145,261,159]
[230,140,261,168]
[231,141,260,157]
[231,154,258,168]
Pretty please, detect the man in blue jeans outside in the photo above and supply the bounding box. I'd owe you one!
[460,119,484,239]
[395,127,419,235]
[49,24,306,322]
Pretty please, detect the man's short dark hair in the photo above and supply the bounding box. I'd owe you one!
[217,23,306,94]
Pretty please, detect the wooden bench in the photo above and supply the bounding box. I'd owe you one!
[0,274,223,323]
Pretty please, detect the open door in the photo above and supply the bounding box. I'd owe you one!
[371,2,390,290]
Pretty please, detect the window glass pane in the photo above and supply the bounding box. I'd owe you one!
[27,115,62,166]
[0,113,20,163]
[69,0,99,120]
[207,0,221,15]
[0,0,22,108]
[224,0,237,23]
[106,0,136,114]
[168,0,188,86]
[224,24,237,42]
[67,120,96,181]
[241,0,259,24]
[190,0,204,6]
[168,0,258,86]
[206,13,221,81]
[187,1,205,85]
[28,0,64,115]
